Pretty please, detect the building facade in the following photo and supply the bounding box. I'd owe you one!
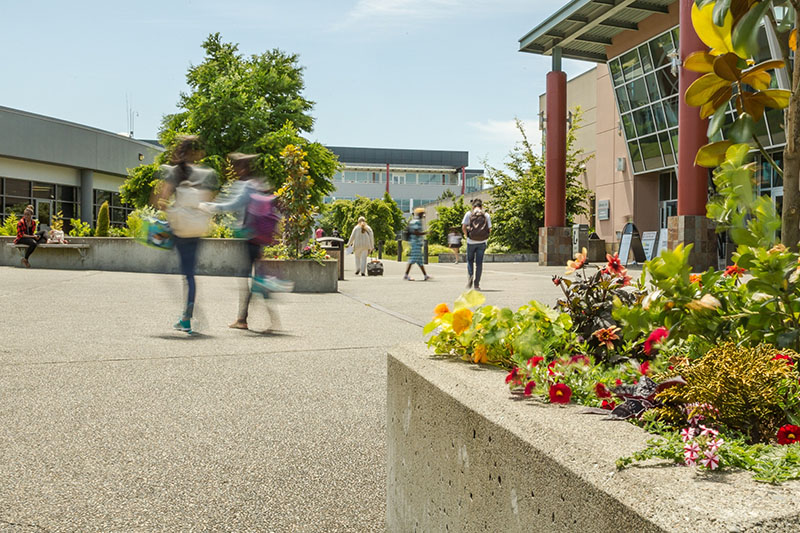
[524,0,787,255]
[0,106,163,231]
[325,146,484,213]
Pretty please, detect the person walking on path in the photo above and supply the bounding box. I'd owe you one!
[347,216,374,276]
[404,208,431,281]
[447,227,462,264]
[155,135,218,334]
[200,152,281,331]
[462,198,491,290]
[15,206,46,268]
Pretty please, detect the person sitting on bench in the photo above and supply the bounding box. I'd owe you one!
[15,207,46,268]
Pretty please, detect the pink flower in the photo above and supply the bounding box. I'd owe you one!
[548,383,572,404]
[523,381,536,397]
[569,354,591,366]
[639,361,650,375]
[683,442,700,458]
[527,356,545,368]
[594,382,611,398]
[680,427,696,443]
[643,327,669,355]
[684,455,697,467]
[699,425,719,437]
[707,438,724,452]
[701,450,720,470]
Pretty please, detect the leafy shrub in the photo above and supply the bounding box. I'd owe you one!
[0,213,18,236]
[427,196,468,246]
[95,201,110,237]
[68,219,92,237]
[51,210,64,232]
[655,343,799,444]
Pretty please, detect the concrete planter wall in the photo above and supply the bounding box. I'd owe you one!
[438,253,538,263]
[1,237,337,292]
[387,345,800,532]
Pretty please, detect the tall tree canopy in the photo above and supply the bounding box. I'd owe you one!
[485,112,592,252]
[121,33,337,208]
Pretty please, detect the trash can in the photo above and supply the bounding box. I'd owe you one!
[572,224,589,257]
[317,237,344,280]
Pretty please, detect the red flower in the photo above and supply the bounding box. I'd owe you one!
[548,383,572,404]
[639,361,650,375]
[777,424,800,445]
[724,265,746,277]
[552,276,562,286]
[604,253,626,277]
[773,353,795,366]
[524,381,536,397]
[505,367,518,384]
[615,378,623,387]
[601,399,616,410]
[595,382,611,398]
[643,327,669,355]
[547,360,560,376]
[527,356,545,368]
[569,354,591,366]
[689,274,702,286]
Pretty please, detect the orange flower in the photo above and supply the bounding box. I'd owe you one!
[434,303,450,318]
[452,308,474,335]
[689,274,702,286]
[473,344,488,364]
[565,247,588,274]
[592,326,620,349]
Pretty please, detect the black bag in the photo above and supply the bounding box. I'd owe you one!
[367,259,384,276]
[467,210,490,241]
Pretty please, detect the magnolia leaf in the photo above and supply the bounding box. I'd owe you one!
[791,29,797,51]
[707,102,728,139]
[742,59,786,77]
[740,69,772,91]
[692,1,736,55]
[684,51,716,73]
[741,91,767,118]
[711,84,733,109]
[728,113,755,143]
[713,52,741,81]
[454,289,486,310]
[695,140,734,168]
[712,0,732,26]
[685,73,731,107]
[759,89,792,109]
[731,0,772,58]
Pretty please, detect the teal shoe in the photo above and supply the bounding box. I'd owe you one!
[173,319,192,333]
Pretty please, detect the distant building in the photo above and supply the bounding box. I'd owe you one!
[325,146,484,213]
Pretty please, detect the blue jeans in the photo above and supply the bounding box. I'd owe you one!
[174,236,200,319]
[467,242,487,284]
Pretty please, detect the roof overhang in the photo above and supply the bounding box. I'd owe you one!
[519,0,674,63]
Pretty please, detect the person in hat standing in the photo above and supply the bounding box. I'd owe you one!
[462,198,491,290]
[404,208,431,281]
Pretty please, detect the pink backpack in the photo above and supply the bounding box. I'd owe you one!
[246,193,280,245]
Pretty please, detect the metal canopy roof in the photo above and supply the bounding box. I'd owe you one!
[519,0,674,63]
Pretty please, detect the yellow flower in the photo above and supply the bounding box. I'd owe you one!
[434,303,450,318]
[473,344,488,364]
[452,308,474,335]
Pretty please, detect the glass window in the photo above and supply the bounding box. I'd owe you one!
[649,32,675,69]
[627,78,649,109]
[32,182,54,199]
[633,107,656,136]
[638,44,654,73]
[57,185,76,202]
[616,87,631,113]
[405,173,416,183]
[653,103,668,131]
[620,49,643,82]
[645,73,661,103]
[754,113,771,148]
[771,153,783,187]
[754,26,771,64]
[659,172,671,202]
[664,97,679,128]
[94,190,111,205]
[758,161,772,189]
[4,197,28,216]
[5,178,29,197]
[628,141,644,173]
[609,58,624,86]
[766,108,786,146]
[656,68,679,98]
[640,135,664,170]
[621,113,637,139]
[343,171,356,183]
[669,129,679,157]
[659,132,676,166]
[55,201,76,219]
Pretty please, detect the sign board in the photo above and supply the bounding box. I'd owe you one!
[598,200,610,221]
[657,228,669,257]
[618,233,633,265]
[641,231,658,261]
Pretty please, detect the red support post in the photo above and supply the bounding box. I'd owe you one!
[461,166,466,195]
[545,70,567,227]
[678,0,709,216]
[386,163,390,193]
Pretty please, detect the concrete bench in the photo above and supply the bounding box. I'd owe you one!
[6,243,90,260]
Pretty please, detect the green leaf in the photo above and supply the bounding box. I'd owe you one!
[454,289,486,310]
[423,321,439,335]
[732,1,772,58]
[728,113,756,143]
[712,0,731,26]
[707,102,728,139]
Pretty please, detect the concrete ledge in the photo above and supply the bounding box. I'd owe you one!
[387,345,800,532]
[438,253,538,263]
[257,258,338,293]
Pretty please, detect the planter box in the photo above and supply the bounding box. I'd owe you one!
[257,258,337,293]
[387,345,800,532]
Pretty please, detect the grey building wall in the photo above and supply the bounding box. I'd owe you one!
[326,146,468,169]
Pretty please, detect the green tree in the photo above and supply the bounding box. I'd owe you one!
[319,195,402,245]
[95,201,110,237]
[427,196,469,246]
[120,34,338,209]
[383,192,406,238]
[278,145,316,258]
[485,112,592,252]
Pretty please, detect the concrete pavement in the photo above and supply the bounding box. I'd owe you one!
[0,257,566,532]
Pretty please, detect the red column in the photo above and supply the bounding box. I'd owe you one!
[461,166,466,195]
[545,70,567,227]
[386,163,390,193]
[678,0,709,216]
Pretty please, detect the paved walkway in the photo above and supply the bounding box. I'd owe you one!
[0,258,568,532]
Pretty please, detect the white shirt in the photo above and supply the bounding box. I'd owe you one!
[462,208,492,244]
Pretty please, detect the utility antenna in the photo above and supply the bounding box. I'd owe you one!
[125,94,139,137]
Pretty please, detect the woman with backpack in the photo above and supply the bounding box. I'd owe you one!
[347,216,374,276]
[200,152,282,331]
[461,198,491,291]
[154,135,218,334]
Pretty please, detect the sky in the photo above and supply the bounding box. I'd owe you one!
[0,0,591,171]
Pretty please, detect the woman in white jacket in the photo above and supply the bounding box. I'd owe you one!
[347,216,374,276]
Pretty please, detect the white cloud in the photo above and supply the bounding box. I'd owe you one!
[468,118,539,146]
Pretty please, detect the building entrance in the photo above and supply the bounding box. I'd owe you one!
[35,199,52,226]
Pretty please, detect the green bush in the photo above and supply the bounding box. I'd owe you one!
[68,219,93,237]
[0,213,18,236]
[95,201,110,237]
